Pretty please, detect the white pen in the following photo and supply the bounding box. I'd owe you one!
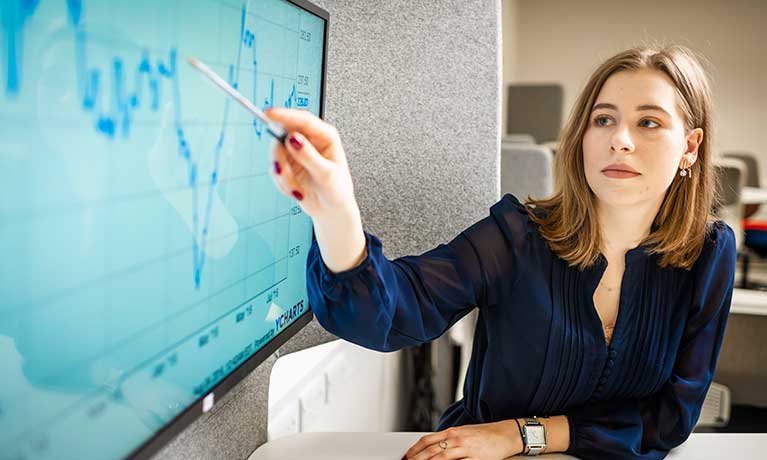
[187,56,288,144]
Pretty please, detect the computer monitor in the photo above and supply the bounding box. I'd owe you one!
[0,0,328,458]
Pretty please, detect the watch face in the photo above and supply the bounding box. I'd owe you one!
[526,425,546,445]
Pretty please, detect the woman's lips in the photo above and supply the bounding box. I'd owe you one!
[602,170,641,179]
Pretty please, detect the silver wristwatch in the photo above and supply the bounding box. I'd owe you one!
[521,417,547,455]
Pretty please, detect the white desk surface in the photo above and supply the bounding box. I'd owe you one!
[742,186,767,205]
[249,432,767,460]
[731,288,767,316]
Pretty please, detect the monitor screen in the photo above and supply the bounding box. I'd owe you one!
[0,0,327,458]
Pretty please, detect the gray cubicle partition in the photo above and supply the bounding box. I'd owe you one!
[153,1,501,458]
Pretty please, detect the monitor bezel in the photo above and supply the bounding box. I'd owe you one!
[127,0,329,458]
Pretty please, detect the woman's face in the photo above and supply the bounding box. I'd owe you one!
[582,69,703,209]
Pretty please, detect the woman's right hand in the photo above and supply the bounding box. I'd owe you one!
[265,107,357,220]
[265,108,367,273]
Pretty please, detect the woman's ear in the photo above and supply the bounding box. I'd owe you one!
[681,128,704,168]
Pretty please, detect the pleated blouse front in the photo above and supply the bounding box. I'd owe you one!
[306,194,737,460]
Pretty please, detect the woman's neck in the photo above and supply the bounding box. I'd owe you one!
[597,197,663,256]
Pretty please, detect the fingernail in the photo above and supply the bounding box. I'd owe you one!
[288,134,303,150]
[274,161,281,175]
[292,190,304,201]
[401,456,408,460]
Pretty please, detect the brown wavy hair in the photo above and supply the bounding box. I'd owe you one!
[527,46,717,270]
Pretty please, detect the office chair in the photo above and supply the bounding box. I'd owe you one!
[713,158,746,251]
[697,382,732,429]
[723,152,767,289]
[500,143,554,202]
[506,84,563,144]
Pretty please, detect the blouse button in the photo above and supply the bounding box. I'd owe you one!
[598,376,608,384]
[609,350,617,358]
[607,358,615,366]
[604,368,612,377]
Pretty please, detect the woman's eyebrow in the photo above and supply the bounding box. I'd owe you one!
[591,102,672,117]
[591,103,618,112]
[636,104,672,117]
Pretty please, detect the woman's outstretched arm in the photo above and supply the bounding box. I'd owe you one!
[265,108,516,352]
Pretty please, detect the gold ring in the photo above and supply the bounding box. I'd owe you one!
[439,440,448,450]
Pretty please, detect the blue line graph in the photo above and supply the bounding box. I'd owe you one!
[2,0,307,288]
[0,0,324,458]
[1,0,39,95]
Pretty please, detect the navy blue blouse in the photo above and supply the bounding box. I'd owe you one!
[306,194,736,460]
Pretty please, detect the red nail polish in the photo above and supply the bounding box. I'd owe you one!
[289,134,303,150]
[401,456,408,460]
[292,190,304,201]
[274,161,281,175]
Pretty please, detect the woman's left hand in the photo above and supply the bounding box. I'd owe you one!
[403,421,523,460]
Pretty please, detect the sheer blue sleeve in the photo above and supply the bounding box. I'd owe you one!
[565,222,737,460]
[305,195,526,352]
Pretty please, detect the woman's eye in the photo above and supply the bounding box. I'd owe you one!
[594,116,612,127]
[640,119,660,128]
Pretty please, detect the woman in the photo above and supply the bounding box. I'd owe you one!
[265,45,736,460]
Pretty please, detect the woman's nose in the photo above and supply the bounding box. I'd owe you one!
[609,125,635,153]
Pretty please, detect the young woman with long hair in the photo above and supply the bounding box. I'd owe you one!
[265,45,736,460]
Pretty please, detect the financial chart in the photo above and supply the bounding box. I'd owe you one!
[0,0,323,458]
